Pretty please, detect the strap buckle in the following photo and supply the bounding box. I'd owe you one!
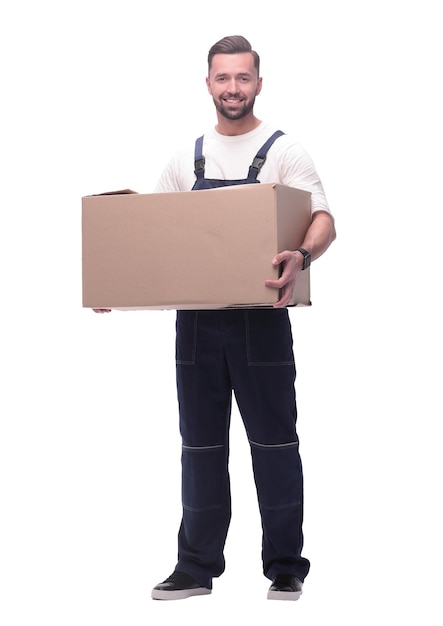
[251,156,266,172]
[194,157,205,176]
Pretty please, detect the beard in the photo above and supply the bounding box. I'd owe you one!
[213,95,256,120]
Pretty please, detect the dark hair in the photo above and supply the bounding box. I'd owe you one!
[208,35,260,75]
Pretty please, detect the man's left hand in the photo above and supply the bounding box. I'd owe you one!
[265,250,303,308]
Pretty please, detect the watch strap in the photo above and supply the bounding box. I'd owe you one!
[295,247,311,270]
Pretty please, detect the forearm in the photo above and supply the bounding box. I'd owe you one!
[298,210,336,262]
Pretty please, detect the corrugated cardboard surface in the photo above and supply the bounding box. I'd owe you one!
[82,183,312,310]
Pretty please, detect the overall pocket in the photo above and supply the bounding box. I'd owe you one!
[176,311,199,365]
[245,309,295,366]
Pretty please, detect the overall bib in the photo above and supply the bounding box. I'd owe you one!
[175,131,310,588]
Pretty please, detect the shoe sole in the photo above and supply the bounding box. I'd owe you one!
[151,587,212,601]
[267,589,302,601]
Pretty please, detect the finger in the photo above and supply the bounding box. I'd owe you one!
[265,268,292,288]
[273,299,287,308]
[265,278,283,288]
[273,292,290,308]
[272,250,293,265]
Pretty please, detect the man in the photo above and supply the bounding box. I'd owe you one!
[96,35,336,601]
[149,35,336,601]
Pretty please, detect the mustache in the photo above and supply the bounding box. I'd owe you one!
[221,93,245,99]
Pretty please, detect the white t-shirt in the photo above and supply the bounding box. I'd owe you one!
[155,122,331,215]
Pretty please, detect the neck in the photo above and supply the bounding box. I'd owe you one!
[215,114,262,136]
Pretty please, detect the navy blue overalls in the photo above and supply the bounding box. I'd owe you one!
[175,131,310,588]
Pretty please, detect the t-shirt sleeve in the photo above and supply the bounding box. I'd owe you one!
[154,153,181,193]
[277,138,332,216]
[154,149,195,193]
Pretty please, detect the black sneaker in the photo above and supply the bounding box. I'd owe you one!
[267,574,303,601]
[151,571,211,600]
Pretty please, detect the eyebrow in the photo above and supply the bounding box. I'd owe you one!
[214,72,253,79]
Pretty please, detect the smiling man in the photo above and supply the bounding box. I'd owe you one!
[149,35,336,602]
[207,51,262,125]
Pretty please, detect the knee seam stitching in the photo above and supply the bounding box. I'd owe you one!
[249,439,299,449]
[182,444,224,451]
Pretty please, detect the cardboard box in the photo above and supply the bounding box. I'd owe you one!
[82,183,312,310]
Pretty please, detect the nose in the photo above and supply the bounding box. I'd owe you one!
[226,77,239,93]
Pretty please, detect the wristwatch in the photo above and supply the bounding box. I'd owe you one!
[295,247,311,270]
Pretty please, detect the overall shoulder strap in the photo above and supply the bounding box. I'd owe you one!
[194,135,205,179]
[247,130,285,180]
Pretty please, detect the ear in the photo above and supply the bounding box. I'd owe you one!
[256,77,263,96]
[206,76,212,95]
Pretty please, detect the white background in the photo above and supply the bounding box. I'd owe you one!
[1,1,442,624]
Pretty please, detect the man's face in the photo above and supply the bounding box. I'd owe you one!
[206,52,262,121]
